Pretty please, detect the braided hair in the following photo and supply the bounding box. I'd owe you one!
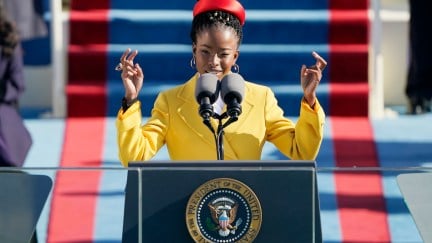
[190,10,243,47]
[0,1,19,58]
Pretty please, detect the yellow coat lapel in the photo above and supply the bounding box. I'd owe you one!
[175,74,256,159]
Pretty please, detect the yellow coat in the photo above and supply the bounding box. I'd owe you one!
[116,73,325,167]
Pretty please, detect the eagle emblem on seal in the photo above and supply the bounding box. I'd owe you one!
[208,197,243,237]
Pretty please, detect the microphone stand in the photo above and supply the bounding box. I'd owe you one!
[202,112,238,160]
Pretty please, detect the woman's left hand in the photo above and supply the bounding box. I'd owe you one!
[300,51,327,107]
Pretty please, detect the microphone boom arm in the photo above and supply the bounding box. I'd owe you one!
[201,112,239,160]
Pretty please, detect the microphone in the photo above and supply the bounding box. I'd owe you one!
[195,73,219,120]
[220,73,245,119]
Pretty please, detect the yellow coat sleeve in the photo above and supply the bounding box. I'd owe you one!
[116,94,169,167]
[265,88,325,160]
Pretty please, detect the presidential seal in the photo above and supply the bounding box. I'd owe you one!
[186,178,262,243]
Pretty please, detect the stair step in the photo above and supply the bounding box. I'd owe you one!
[66,82,107,117]
[69,43,367,82]
[329,82,369,116]
[66,0,370,117]
[329,44,369,82]
[108,10,328,45]
[69,9,368,46]
[71,0,329,11]
[104,82,331,117]
[329,10,369,44]
[66,80,366,117]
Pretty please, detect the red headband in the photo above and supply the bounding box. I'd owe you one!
[193,0,246,26]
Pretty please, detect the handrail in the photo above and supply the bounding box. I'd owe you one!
[50,0,66,117]
[369,0,384,118]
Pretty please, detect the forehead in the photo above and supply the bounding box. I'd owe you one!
[196,26,239,48]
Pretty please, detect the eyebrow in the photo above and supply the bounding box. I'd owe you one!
[199,44,234,51]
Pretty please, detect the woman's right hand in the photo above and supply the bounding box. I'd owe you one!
[119,48,144,101]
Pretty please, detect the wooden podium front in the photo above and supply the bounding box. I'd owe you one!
[122,161,322,243]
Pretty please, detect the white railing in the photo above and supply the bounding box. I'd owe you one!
[370,0,410,118]
[369,0,384,118]
[50,0,66,117]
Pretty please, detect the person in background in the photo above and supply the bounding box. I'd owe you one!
[405,0,432,114]
[116,0,327,166]
[0,2,36,242]
[0,0,33,167]
[2,0,47,41]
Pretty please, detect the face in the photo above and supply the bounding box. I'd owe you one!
[193,26,239,80]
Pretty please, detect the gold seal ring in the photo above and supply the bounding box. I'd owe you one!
[185,178,262,242]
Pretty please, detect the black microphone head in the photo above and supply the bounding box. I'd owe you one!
[195,73,219,104]
[220,73,245,104]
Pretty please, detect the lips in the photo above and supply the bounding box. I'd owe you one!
[206,70,223,75]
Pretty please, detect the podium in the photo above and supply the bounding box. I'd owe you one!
[0,171,53,243]
[122,161,322,243]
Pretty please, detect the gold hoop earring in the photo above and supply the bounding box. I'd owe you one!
[232,63,240,73]
[190,56,196,69]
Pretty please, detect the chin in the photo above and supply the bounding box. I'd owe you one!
[205,71,223,79]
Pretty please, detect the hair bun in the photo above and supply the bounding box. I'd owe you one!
[193,0,245,26]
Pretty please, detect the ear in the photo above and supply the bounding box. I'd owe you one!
[233,49,240,62]
[192,43,197,55]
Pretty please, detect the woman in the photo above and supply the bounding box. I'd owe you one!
[0,2,36,242]
[116,0,327,166]
[0,0,32,168]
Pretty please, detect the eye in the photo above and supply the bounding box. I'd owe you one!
[200,49,210,55]
[219,53,230,58]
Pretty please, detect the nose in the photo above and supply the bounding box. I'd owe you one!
[208,53,220,66]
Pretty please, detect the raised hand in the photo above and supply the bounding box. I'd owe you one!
[117,48,144,101]
[300,51,327,107]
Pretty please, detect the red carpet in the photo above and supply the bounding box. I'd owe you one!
[329,0,370,116]
[331,117,391,242]
[47,118,106,242]
[47,0,109,242]
[329,0,391,242]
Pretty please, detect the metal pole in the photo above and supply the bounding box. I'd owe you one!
[50,0,66,117]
